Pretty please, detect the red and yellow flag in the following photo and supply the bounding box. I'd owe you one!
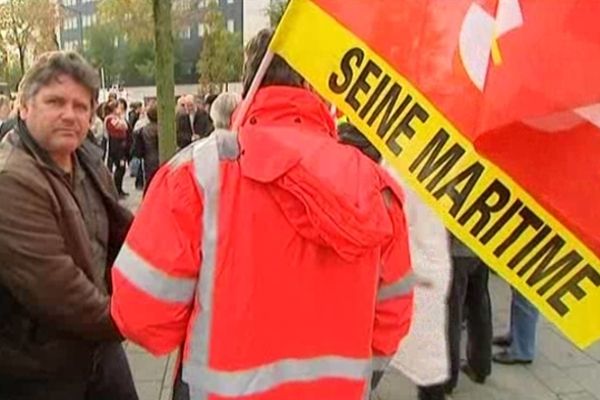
[270,0,600,347]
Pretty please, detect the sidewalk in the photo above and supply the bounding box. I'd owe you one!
[374,276,600,400]
[120,176,600,400]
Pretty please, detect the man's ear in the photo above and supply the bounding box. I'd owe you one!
[19,101,30,121]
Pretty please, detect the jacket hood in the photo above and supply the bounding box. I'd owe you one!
[239,86,395,261]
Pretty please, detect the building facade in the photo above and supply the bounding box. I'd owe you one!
[58,0,259,85]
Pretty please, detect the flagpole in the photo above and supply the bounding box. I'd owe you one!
[231,50,275,131]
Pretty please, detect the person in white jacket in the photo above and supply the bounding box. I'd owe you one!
[388,174,453,400]
[338,123,452,400]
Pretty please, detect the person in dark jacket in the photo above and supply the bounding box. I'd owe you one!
[445,236,492,393]
[105,100,129,197]
[0,115,17,141]
[132,102,160,193]
[0,51,137,400]
[128,101,142,130]
[175,94,212,148]
[127,101,144,189]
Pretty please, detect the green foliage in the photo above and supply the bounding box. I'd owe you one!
[98,0,189,45]
[266,0,290,27]
[84,24,120,84]
[84,24,185,87]
[197,0,243,89]
[0,0,60,76]
[98,0,154,44]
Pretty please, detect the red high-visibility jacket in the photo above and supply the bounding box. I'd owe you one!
[111,87,413,400]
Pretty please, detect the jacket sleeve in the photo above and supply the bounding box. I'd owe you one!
[197,111,213,138]
[0,172,121,341]
[131,129,145,159]
[176,114,190,148]
[372,188,414,372]
[111,161,202,356]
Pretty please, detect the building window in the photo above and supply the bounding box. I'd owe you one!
[197,0,207,8]
[63,16,79,30]
[227,19,234,33]
[198,23,206,37]
[178,0,193,10]
[64,40,80,51]
[62,0,77,6]
[179,26,192,39]
[82,14,94,27]
[227,0,234,4]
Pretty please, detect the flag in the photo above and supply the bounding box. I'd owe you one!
[269,0,600,347]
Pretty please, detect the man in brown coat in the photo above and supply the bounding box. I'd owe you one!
[0,52,138,399]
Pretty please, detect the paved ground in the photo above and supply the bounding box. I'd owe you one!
[120,175,600,400]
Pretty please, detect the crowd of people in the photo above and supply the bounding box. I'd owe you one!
[0,28,541,400]
[86,87,240,198]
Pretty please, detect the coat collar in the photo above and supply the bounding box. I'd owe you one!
[14,118,104,177]
[237,86,338,183]
[241,86,337,138]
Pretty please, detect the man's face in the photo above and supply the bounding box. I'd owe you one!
[20,74,92,158]
[184,97,196,114]
[117,102,126,116]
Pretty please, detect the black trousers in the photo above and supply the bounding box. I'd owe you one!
[172,364,190,400]
[108,156,127,194]
[135,161,145,189]
[0,342,138,400]
[372,372,445,400]
[446,256,492,392]
[418,384,446,400]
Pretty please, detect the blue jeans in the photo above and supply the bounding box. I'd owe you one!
[509,289,539,360]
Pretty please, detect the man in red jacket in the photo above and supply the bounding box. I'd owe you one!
[111,29,414,400]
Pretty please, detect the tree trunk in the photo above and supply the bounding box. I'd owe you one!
[153,0,176,163]
[17,44,25,76]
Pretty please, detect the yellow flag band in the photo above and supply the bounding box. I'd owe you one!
[270,0,600,348]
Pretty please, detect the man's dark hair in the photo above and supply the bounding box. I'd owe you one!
[118,98,128,111]
[205,94,218,109]
[242,28,304,98]
[146,102,158,123]
[104,100,118,115]
[130,101,143,112]
[338,123,382,163]
[19,51,100,111]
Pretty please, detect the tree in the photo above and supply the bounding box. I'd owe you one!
[84,22,186,87]
[266,0,290,27]
[98,0,190,45]
[0,0,60,76]
[98,0,154,44]
[84,24,120,85]
[197,0,243,91]
[153,0,177,162]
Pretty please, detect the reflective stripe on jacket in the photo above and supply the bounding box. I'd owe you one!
[111,87,414,399]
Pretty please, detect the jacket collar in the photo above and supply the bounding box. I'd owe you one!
[238,87,338,182]
[14,118,61,173]
[15,118,103,172]
[241,86,337,138]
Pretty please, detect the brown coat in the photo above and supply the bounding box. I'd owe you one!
[0,121,133,380]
